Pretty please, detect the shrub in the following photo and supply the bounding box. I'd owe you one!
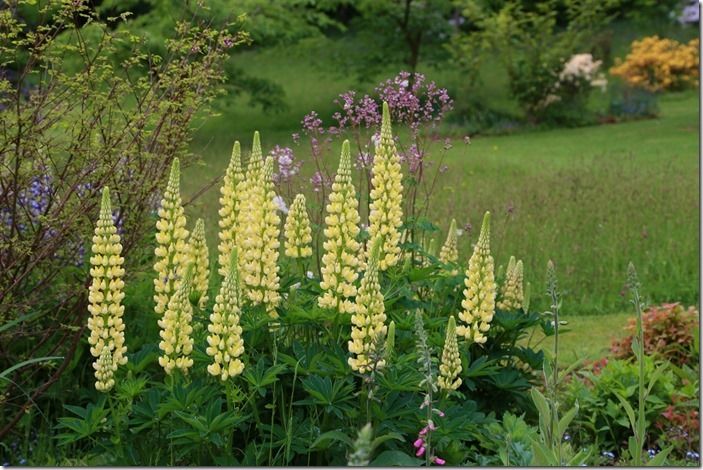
[610,36,700,92]
[0,0,245,441]
[610,302,699,366]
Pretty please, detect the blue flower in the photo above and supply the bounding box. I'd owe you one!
[601,451,615,459]
[563,433,571,442]
[686,451,700,460]
[647,448,657,458]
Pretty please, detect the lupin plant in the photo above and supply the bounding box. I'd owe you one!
[439,219,459,266]
[348,237,387,374]
[188,218,210,309]
[87,187,127,392]
[437,316,462,392]
[319,140,363,314]
[367,102,404,271]
[498,256,524,311]
[158,264,195,375]
[217,141,244,277]
[284,193,313,259]
[153,158,190,317]
[238,135,282,318]
[206,249,245,380]
[456,212,496,344]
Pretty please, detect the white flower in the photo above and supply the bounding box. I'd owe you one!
[273,195,289,214]
[306,271,314,279]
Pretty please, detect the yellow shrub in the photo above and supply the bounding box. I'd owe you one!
[610,36,699,92]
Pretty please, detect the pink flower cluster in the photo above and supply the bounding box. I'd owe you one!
[413,412,446,465]
[332,91,381,130]
[375,71,453,132]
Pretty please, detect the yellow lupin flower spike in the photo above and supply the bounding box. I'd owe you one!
[218,141,244,277]
[153,158,189,316]
[456,212,496,344]
[368,102,404,271]
[158,264,195,375]
[438,316,462,391]
[239,149,281,318]
[319,140,363,314]
[207,248,245,380]
[498,258,524,311]
[348,237,387,374]
[88,187,127,392]
[284,194,313,259]
[188,218,210,309]
[439,219,459,265]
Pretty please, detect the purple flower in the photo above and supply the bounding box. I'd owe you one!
[310,171,329,192]
[413,438,424,448]
[268,145,300,183]
[416,446,425,457]
[433,457,446,465]
[291,132,301,144]
[302,111,324,135]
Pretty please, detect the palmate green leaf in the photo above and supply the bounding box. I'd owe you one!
[311,429,353,450]
[370,450,423,466]
[243,359,288,397]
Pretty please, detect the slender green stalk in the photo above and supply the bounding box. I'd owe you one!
[628,262,645,465]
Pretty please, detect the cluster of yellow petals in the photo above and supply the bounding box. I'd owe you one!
[153,158,189,316]
[438,316,462,391]
[319,140,363,314]
[456,212,495,345]
[348,239,387,374]
[368,102,403,271]
[498,256,524,311]
[188,218,210,309]
[218,141,245,277]
[439,218,459,267]
[610,36,699,92]
[87,187,127,392]
[284,194,313,259]
[206,250,245,380]
[237,135,281,318]
[158,267,195,375]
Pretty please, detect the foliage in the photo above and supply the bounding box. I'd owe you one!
[96,0,347,111]
[314,0,456,81]
[0,0,242,440]
[453,0,613,122]
[470,412,536,466]
[610,36,700,92]
[610,302,699,366]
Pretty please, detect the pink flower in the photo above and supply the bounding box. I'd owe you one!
[434,457,446,465]
[416,446,426,457]
[419,427,428,436]
[413,438,424,448]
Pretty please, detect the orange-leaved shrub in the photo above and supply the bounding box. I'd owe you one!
[610,302,699,365]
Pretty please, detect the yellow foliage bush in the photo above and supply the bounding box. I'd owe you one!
[610,36,699,92]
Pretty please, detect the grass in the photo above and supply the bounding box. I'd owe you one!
[528,312,632,366]
[181,26,699,316]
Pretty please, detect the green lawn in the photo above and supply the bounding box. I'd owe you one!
[528,312,632,366]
